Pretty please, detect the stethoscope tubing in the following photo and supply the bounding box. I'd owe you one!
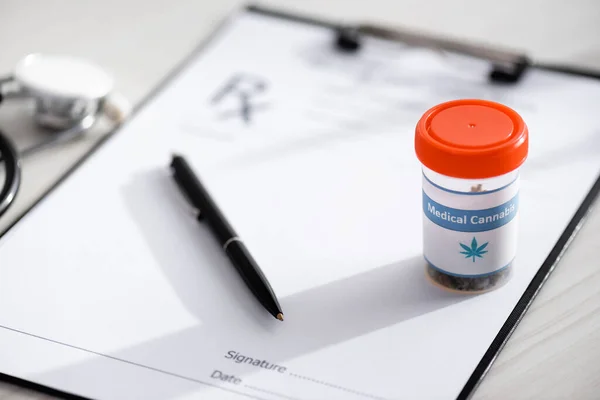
[0,130,21,218]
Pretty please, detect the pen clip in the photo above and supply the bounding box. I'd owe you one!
[171,168,204,221]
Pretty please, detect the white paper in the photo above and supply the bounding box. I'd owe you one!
[0,9,599,400]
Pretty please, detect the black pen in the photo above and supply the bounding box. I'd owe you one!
[169,154,284,321]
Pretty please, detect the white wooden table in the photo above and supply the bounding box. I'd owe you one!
[0,1,599,399]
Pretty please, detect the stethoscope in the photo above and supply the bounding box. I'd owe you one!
[0,53,131,217]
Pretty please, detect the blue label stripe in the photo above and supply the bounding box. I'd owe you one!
[423,191,519,232]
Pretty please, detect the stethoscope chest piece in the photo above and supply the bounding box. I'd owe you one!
[0,53,130,218]
[13,53,114,130]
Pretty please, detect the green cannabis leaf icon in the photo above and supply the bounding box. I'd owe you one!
[460,237,488,262]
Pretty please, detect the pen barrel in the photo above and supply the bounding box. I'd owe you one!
[171,154,282,319]
[225,241,282,317]
[203,212,236,246]
[171,155,235,244]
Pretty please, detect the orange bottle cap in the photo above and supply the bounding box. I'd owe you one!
[414,99,528,179]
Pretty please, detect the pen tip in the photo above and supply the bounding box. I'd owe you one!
[276,313,284,321]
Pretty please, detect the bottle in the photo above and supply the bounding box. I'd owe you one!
[414,99,529,293]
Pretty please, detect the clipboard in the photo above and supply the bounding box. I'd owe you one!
[0,4,599,400]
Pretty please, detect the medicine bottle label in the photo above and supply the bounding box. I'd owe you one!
[421,175,519,277]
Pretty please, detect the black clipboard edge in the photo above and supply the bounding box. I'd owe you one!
[0,372,87,400]
[0,3,598,400]
[534,62,600,80]
[246,4,334,28]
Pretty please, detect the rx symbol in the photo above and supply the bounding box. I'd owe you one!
[210,74,269,124]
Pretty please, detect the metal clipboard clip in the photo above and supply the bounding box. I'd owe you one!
[247,4,600,83]
[347,24,531,84]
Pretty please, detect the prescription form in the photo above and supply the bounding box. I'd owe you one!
[0,8,599,400]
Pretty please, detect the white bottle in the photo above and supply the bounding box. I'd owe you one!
[414,99,529,293]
